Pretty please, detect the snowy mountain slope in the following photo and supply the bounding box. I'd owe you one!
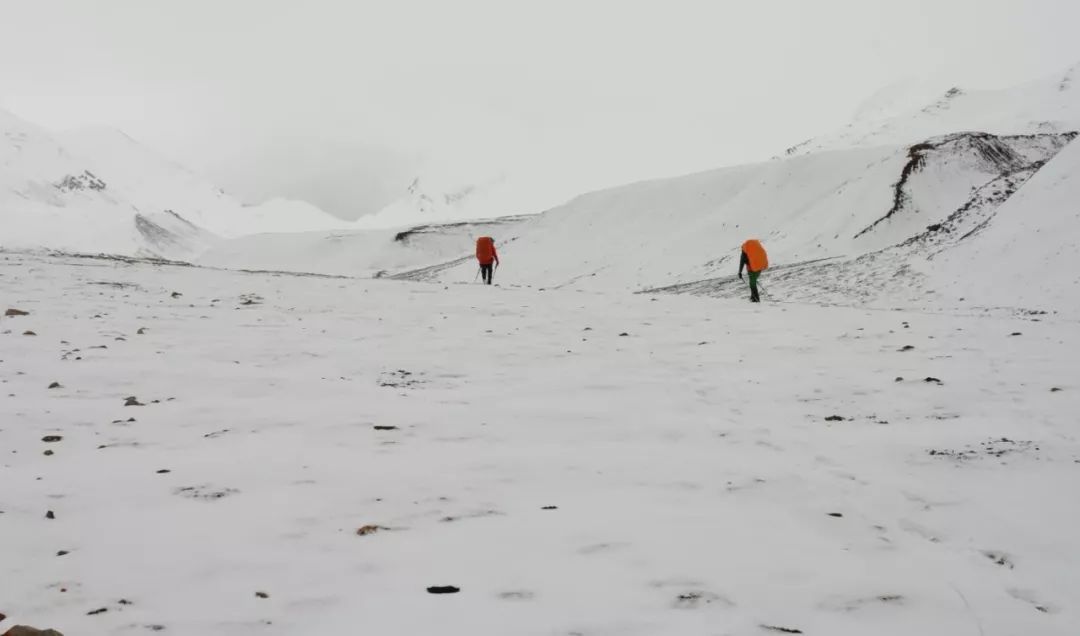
[2,251,1078,635]
[1,110,352,259]
[784,62,1080,156]
[933,135,1080,314]
[642,135,1080,317]
[352,171,567,230]
[198,215,533,278]
[58,127,352,237]
[409,132,1074,312]
[1,109,217,260]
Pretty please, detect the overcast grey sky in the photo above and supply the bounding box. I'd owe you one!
[2,0,1079,218]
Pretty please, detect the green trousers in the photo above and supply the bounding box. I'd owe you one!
[748,271,760,302]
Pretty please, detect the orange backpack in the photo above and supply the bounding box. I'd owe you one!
[476,236,496,263]
[742,239,768,272]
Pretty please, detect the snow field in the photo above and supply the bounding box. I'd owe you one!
[2,252,1078,635]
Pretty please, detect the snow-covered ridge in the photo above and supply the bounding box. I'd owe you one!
[783,62,1080,157]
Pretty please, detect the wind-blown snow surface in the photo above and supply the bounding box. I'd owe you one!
[2,252,1079,635]
[1,111,350,259]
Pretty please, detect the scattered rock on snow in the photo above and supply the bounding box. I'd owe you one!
[124,396,144,407]
[41,435,62,443]
[1010,332,1022,336]
[824,415,845,422]
[86,607,108,616]
[923,377,943,384]
[174,485,238,500]
[56,550,69,557]
[170,292,182,298]
[156,469,171,474]
[23,331,36,336]
[378,369,423,389]
[1050,387,1063,392]
[373,425,399,431]
[983,550,1015,569]
[618,332,630,337]
[3,626,65,636]
[255,591,269,599]
[427,586,460,594]
[45,510,55,520]
[827,512,844,518]
[137,328,147,335]
[356,525,381,536]
[47,382,61,389]
[5,308,30,316]
[899,345,915,351]
[761,625,803,634]
[541,505,558,510]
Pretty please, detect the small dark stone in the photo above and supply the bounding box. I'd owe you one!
[57,550,69,556]
[23,330,37,336]
[827,512,843,518]
[618,332,629,337]
[137,328,147,335]
[373,425,399,431]
[170,292,182,298]
[46,510,55,520]
[761,626,803,635]
[1050,387,1063,392]
[924,377,942,384]
[427,586,460,594]
[5,308,30,316]
[895,377,904,382]
[541,505,558,510]
[824,415,845,422]
[124,397,144,407]
[926,223,942,232]
[47,382,62,389]
[118,599,133,605]
[87,607,109,616]
[156,469,171,474]
[42,435,63,443]
[899,345,915,352]
[255,591,269,599]
[44,449,54,456]
[1010,332,1022,336]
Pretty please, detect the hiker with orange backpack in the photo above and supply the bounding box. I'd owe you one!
[738,239,768,302]
[475,236,499,285]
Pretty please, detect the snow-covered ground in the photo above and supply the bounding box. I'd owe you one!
[2,251,1078,636]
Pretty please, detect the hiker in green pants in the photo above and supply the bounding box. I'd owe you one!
[738,239,769,303]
